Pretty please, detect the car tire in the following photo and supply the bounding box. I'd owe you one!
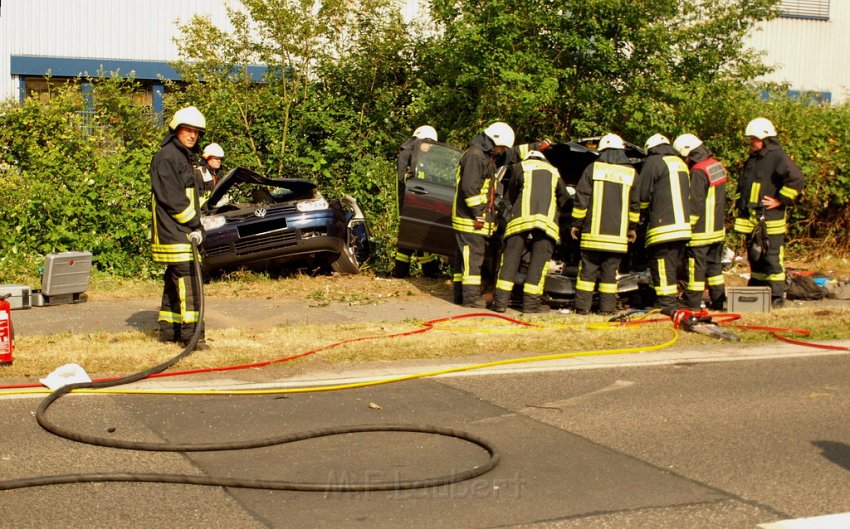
[330,243,360,274]
[329,220,368,274]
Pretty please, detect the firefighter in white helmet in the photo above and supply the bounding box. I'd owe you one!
[452,121,515,307]
[570,133,641,315]
[638,133,692,311]
[490,150,567,313]
[734,117,805,308]
[150,105,208,349]
[195,142,224,208]
[673,133,728,310]
[392,126,441,279]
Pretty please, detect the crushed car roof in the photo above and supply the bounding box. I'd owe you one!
[208,166,318,206]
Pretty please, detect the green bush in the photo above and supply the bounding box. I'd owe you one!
[0,77,161,283]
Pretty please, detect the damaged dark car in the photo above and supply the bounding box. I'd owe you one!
[200,167,371,276]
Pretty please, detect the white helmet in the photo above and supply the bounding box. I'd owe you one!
[673,134,703,158]
[484,121,515,148]
[202,143,224,159]
[745,117,777,139]
[169,106,206,132]
[412,125,438,142]
[598,133,625,151]
[644,133,670,151]
[523,150,546,161]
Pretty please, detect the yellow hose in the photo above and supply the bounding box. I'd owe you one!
[0,317,678,397]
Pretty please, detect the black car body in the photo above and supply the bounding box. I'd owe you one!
[200,167,370,276]
[396,139,650,307]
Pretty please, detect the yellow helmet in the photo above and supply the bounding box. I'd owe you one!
[169,106,206,132]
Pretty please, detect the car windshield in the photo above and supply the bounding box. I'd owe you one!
[413,143,461,186]
[270,186,313,201]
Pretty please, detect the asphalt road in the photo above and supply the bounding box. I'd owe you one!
[1,352,849,529]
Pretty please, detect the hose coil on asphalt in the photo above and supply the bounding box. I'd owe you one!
[1,242,499,492]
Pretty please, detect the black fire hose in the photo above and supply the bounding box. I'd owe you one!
[0,240,500,492]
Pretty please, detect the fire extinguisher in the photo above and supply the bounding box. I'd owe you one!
[0,293,13,366]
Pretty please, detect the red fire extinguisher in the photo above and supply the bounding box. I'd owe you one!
[0,293,13,366]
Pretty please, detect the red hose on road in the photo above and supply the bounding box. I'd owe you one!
[0,312,535,390]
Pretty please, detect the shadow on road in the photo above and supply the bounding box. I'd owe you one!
[126,310,158,333]
[812,440,850,471]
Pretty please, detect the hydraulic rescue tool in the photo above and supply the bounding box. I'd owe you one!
[666,308,741,341]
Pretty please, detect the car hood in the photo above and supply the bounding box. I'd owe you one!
[542,142,599,186]
[208,167,318,207]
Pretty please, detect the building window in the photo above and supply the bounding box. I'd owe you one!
[22,76,154,106]
[779,0,830,21]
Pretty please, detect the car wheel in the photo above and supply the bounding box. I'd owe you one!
[329,220,369,274]
[330,241,360,274]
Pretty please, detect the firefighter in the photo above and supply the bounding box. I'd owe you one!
[195,142,224,208]
[150,106,207,349]
[491,150,567,313]
[638,133,692,311]
[452,121,515,308]
[570,133,640,315]
[501,139,554,168]
[734,117,804,308]
[392,125,441,279]
[673,133,728,310]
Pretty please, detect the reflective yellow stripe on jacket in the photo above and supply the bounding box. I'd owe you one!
[581,163,636,253]
[504,159,561,241]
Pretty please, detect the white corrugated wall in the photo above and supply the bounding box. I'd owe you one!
[747,2,850,104]
[4,1,848,104]
[0,0,234,101]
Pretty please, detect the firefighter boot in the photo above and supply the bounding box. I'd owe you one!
[573,290,593,315]
[522,293,550,314]
[682,290,704,310]
[462,285,486,309]
[490,288,511,313]
[453,281,463,305]
[708,285,726,310]
[421,258,441,279]
[390,259,411,278]
[655,295,678,312]
[598,293,617,315]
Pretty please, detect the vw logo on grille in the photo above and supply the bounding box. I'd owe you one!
[254,208,267,218]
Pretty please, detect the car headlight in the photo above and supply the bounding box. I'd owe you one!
[296,197,329,212]
[201,215,226,231]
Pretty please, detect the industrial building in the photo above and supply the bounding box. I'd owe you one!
[0,0,846,106]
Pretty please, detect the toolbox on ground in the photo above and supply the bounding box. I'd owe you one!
[0,285,32,310]
[31,251,92,307]
[727,286,772,313]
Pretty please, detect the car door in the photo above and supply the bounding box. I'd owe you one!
[397,142,462,257]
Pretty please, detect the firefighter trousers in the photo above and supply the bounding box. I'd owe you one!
[454,231,489,306]
[494,230,554,307]
[392,246,439,278]
[575,250,622,314]
[158,261,204,343]
[746,232,786,300]
[685,242,726,309]
[648,241,686,310]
